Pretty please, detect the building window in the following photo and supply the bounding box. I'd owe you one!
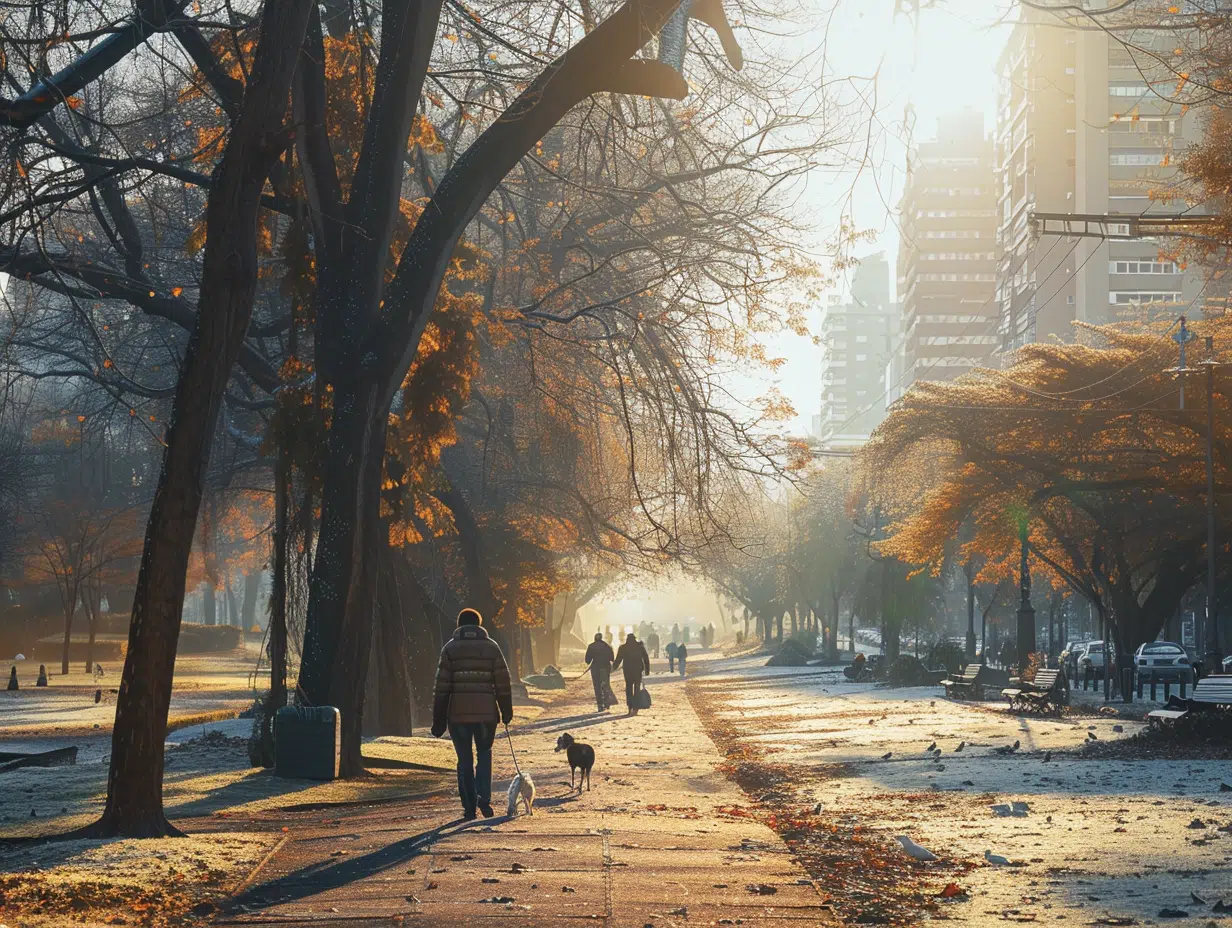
[1109,151,1166,166]
[1109,259,1179,275]
[1109,291,1183,304]
[855,354,868,362]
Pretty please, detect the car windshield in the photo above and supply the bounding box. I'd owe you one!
[1086,643,1104,653]
[1141,643,1182,655]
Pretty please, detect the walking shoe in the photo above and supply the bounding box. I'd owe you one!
[463,809,478,821]
[478,802,494,818]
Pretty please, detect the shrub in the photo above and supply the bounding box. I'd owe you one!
[928,641,966,676]
[765,637,814,667]
[179,623,244,653]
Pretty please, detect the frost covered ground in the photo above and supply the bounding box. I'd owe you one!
[691,656,1232,927]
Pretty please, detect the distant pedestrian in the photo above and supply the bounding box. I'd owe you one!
[671,623,680,644]
[682,626,690,645]
[666,641,677,673]
[613,634,651,716]
[584,632,615,712]
[647,630,661,659]
[6,666,17,691]
[677,643,688,677]
[431,608,513,821]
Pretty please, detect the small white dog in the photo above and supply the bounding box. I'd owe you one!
[506,770,536,817]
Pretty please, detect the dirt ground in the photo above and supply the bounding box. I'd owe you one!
[689,656,1232,927]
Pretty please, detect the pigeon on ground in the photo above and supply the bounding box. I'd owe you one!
[94,689,102,704]
[881,751,893,760]
[1013,739,1020,750]
[926,741,937,752]
[1043,751,1052,762]
[954,741,966,752]
[1087,731,1098,741]
[895,836,938,861]
[984,850,1020,866]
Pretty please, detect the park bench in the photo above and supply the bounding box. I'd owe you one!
[1147,674,1232,726]
[1001,668,1069,716]
[941,663,1008,700]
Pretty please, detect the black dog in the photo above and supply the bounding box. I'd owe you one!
[554,732,595,791]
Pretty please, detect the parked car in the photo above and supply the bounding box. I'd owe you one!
[1077,640,1107,678]
[1060,640,1088,678]
[1132,641,1193,686]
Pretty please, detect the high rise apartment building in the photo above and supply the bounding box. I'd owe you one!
[995,12,1207,351]
[816,253,898,449]
[895,110,999,393]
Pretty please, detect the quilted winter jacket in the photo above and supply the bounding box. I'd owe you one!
[432,625,514,727]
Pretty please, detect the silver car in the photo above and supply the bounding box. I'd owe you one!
[1133,641,1193,685]
[1077,640,1107,678]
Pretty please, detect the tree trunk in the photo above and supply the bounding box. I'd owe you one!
[966,579,976,659]
[257,446,291,768]
[225,575,239,627]
[240,571,260,630]
[202,584,216,626]
[61,591,78,677]
[84,581,100,674]
[299,389,387,776]
[93,0,314,838]
[365,544,415,737]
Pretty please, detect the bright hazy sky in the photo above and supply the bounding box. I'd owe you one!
[753,0,1014,436]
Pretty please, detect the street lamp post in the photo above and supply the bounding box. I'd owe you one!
[1202,337,1222,674]
[1017,520,1036,674]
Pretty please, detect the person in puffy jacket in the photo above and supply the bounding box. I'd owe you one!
[612,633,652,715]
[584,632,616,712]
[431,608,513,820]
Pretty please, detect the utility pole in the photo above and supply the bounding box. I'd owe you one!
[1173,315,1197,409]
[1202,336,1222,672]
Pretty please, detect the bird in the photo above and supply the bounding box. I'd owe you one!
[881,751,893,760]
[929,701,936,708]
[1043,750,1052,762]
[984,850,1021,867]
[1087,731,1098,741]
[895,836,937,861]
[1012,739,1020,750]
[993,741,1019,756]
[954,741,966,752]
[94,689,102,704]
[926,741,937,752]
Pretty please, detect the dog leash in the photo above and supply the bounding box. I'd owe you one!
[503,722,524,778]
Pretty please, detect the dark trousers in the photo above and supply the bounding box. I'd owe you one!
[590,668,610,709]
[448,722,497,814]
[624,675,643,708]
[678,657,686,677]
[668,655,675,672]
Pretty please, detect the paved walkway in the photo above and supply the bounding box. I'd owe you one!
[220,658,833,926]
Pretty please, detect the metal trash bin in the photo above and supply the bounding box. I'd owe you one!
[274,706,341,780]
